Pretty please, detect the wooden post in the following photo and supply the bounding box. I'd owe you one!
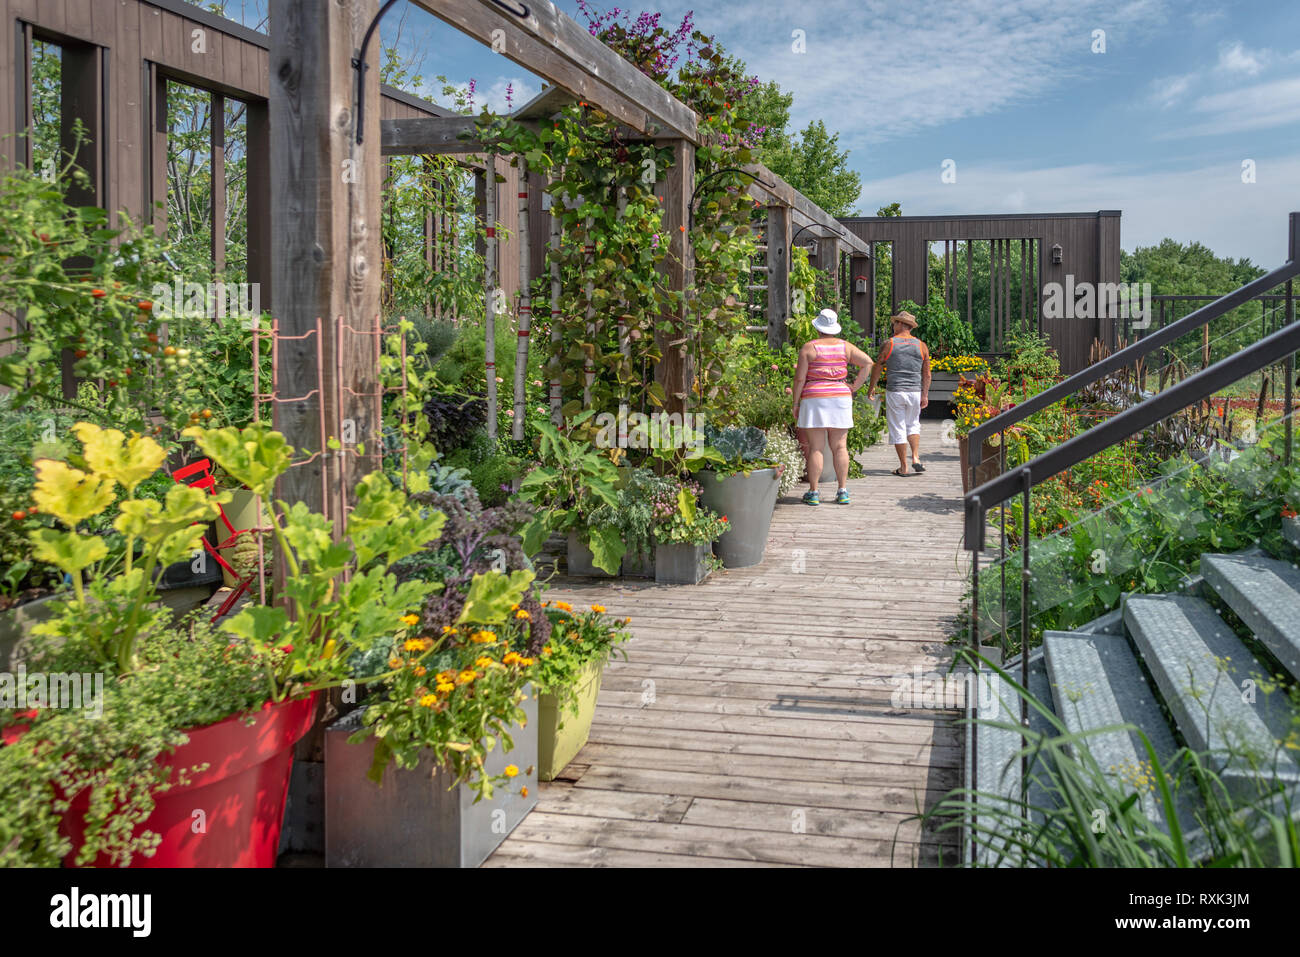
[819,235,841,309]
[654,140,693,414]
[485,156,499,438]
[850,252,872,339]
[548,176,563,426]
[766,204,791,349]
[512,160,530,440]
[269,0,382,520]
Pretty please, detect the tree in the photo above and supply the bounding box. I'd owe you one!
[771,119,861,217]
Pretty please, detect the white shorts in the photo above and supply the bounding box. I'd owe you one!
[885,391,922,445]
[797,395,853,430]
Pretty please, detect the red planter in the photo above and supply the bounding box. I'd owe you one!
[59,693,317,868]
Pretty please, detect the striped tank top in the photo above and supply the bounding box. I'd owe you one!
[802,340,851,399]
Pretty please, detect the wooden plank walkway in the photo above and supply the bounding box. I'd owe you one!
[486,420,968,867]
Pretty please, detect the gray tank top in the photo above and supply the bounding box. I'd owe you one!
[885,336,924,392]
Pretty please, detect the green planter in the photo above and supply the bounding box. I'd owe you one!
[537,660,605,781]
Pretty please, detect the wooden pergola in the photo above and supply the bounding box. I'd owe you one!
[269,0,869,513]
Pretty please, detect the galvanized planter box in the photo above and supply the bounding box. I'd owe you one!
[538,661,604,781]
[621,548,655,578]
[323,685,539,868]
[930,372,960,403]
[696,468,780,568]
[566,530,617,578]
[654,542,711,585]
[0,592,62,670]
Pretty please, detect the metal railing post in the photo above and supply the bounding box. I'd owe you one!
[1020,467,1031,819]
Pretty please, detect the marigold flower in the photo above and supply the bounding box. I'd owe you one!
[503,651,524,665]
[521,657,535,666]
[437,670,457,684]
[404,638,431,652]
[456,670,478,685]
[515,608,531,620]
[387,657,402,670]
[436,682,455,694]
[521,786,529,798]
[419,694,438,708]
[590,604,606,613]
[553,600,573,612]
[441,625,456,634]
[399,613,420,626]
[504,765,519,778]
[471,630,497,644]
[413,666,427,677]
[475,656,495,668]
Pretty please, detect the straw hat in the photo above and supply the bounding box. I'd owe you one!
[890,310,918,329]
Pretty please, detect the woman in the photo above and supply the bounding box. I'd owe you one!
[790,308,874,505]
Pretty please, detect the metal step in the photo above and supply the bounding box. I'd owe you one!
[1201,551,1300,680]
[971,653,1056,866]
[1284,516,1300,551]
[1123,594,1299,798]
[1043,631,1186,827]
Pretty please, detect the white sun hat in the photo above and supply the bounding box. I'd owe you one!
[812,307,841,335]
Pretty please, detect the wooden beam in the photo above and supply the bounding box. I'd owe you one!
[766,205,791,349]
[464,0,698,141]
[850,252,872,339]
[382,115,488,155]
[408,0,664,137]
[655,140,693,414]
[744,163,871,256]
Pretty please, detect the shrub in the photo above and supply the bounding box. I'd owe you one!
[764,427,804,495]
[422,392,487,455]
[898,293,978,358]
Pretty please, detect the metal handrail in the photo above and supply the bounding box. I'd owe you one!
[968,213,1300,466]
[963,312,1300,549]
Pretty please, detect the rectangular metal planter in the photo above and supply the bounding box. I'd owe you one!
[566,530,616,577]
[538,660,605,781]
[930,371,960,402]
[323,684,539,868]
[621,548,655,578]
[654,542,711,585]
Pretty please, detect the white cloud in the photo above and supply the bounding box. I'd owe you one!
[1217,41,1268,76]
[452,77,541,115]
[854,154,1300,265]
[1164,75,1300,137]
[1147,73,1194,108]
[668,0,1174,146]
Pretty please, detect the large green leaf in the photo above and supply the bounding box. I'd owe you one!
[28,527,107,576]
[586,525,626,575]
[457,569,536,625]
[182,422,292,498]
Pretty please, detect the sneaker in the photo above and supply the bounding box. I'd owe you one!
[802,490,820,506]
[834,488,850,505]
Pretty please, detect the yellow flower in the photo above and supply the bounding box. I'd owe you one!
[542,645,553,656]
[436,670,457,684]
[387,657,402,670]
[435,682,455,694]
[419,694,437,708]
[399,613,420,626]
[515,608,531,620]
[553,600,573,613]
[456,670,478,685]
[590,604,606,613]
[404,638,431,652]
[441,625,455,634]
[413,665,427,677]
[623,617,632,625]
[503,651,524,666]
[504,765,519,778]
[470,630,497,644]
[521,657,535,666]
[475,656,495,668]
[521,786,529,798]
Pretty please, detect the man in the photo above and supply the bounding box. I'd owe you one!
[866,311,930,476]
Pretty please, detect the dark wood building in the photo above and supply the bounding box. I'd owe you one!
[840,211,1122,373]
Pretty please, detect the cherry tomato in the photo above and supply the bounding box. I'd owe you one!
[10,511,26,521]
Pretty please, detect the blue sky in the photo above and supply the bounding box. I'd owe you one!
[222,0,1300,267]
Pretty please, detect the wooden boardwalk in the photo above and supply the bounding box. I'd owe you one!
[486,420,968,867]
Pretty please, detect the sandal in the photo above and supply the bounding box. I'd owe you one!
[911,462,926,473]
[893,468,913,477]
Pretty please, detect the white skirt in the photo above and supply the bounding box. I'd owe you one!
[797,395,853,429]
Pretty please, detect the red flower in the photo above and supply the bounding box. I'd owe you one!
[16,709,38,720]
[280,644,294,654]
[720,516,728,523]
